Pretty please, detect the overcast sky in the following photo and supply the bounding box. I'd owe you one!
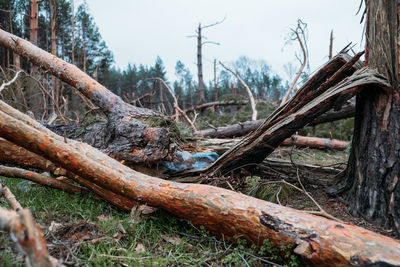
[84,0,364,84]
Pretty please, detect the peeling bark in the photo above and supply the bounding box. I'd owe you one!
[331,0,400,234]
[0,184,60,266]
[0,101,399,266]
[189,53,376,178]
[0,29,173,164]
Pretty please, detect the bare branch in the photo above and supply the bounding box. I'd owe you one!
[0,70,23,92]
[201,15,227,29]
[219,61,257,120]
[280,21,308,106]
[147,78,198,134]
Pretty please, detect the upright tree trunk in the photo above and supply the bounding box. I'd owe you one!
[197,24,205,102]
[49,0,58,118]
[30,0,39,74]
[213,58,218,101]
[332,0,400,234]
[71,0,75,65]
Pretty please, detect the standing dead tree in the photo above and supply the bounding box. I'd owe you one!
[280,19,308,106]
[329,0,400,235]
[219,61,258,121]
[188,17,224,102]
[0,99,399,266]
[0,28,173,164]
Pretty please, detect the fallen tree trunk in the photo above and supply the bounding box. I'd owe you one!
[281,135,349,150]
[196,135,349,153]
[0,102,399,265]
[0,134,138,211]
[189,53,381,178]
[198,99,355,138]
[0,28,173,164]
[183,99,250,114]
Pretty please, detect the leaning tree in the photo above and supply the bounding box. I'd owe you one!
[331,0,400,234]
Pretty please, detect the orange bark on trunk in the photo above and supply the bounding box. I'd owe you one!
[0,100,399,266]
[281,135,349,150]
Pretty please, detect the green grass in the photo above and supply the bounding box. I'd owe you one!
[0,177,301,266]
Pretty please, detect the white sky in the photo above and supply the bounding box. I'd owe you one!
[84,0,364,84]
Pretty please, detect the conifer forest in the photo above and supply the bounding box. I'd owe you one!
[0,0,399,266]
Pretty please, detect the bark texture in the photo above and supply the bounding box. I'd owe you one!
[0,100,399,266]
[197,98,355,139]
[191,53,376,178]
[331,0,400,234]
[0,28,173,164]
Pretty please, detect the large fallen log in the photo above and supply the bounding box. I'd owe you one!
[0,101,399,265]
[0,28,173,164]
[0,135,138,211]
[198,98,355,138]
[188,53,388,178]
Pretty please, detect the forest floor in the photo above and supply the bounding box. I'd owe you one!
[0,147,397,266]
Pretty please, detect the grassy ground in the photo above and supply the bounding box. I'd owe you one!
[0,177,302,266]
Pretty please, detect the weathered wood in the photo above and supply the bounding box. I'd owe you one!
[0,136,138,211]
[0,101,399,266]
[196,135,349,154]
[0,28,173,164]
[183,100,250,114]
[190,53,374,178]
[281,135,349,150]
[331,0,400,234]
[0,184,59,266]
[197,98,355,139]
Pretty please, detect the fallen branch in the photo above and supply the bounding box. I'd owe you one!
[0,165,89,195]
[219,61,257,121]
[183,100,250,114]
[0,184,60,266]
[196,135,349,153]
[149,77,198,133]
[0,101,399,265]
[197,99,355,138]
[0,70,23,92]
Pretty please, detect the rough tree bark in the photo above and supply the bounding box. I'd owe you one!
[196,24,205,102]
[196,136,349,154]
[0,28,173,164]
[197,98,354,138]
[330,0,400,234]
[0,100,399,266]
[179,53,372,179]
[29,0,38,74]
[0,184,60,266]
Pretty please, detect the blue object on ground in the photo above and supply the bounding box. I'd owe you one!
[162,151,219,171]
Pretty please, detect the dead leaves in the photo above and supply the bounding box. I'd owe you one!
[130,204,157,223]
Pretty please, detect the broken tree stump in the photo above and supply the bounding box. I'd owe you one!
[0,100,399,266]
[0,28,173,164]
[190,53,389,178]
